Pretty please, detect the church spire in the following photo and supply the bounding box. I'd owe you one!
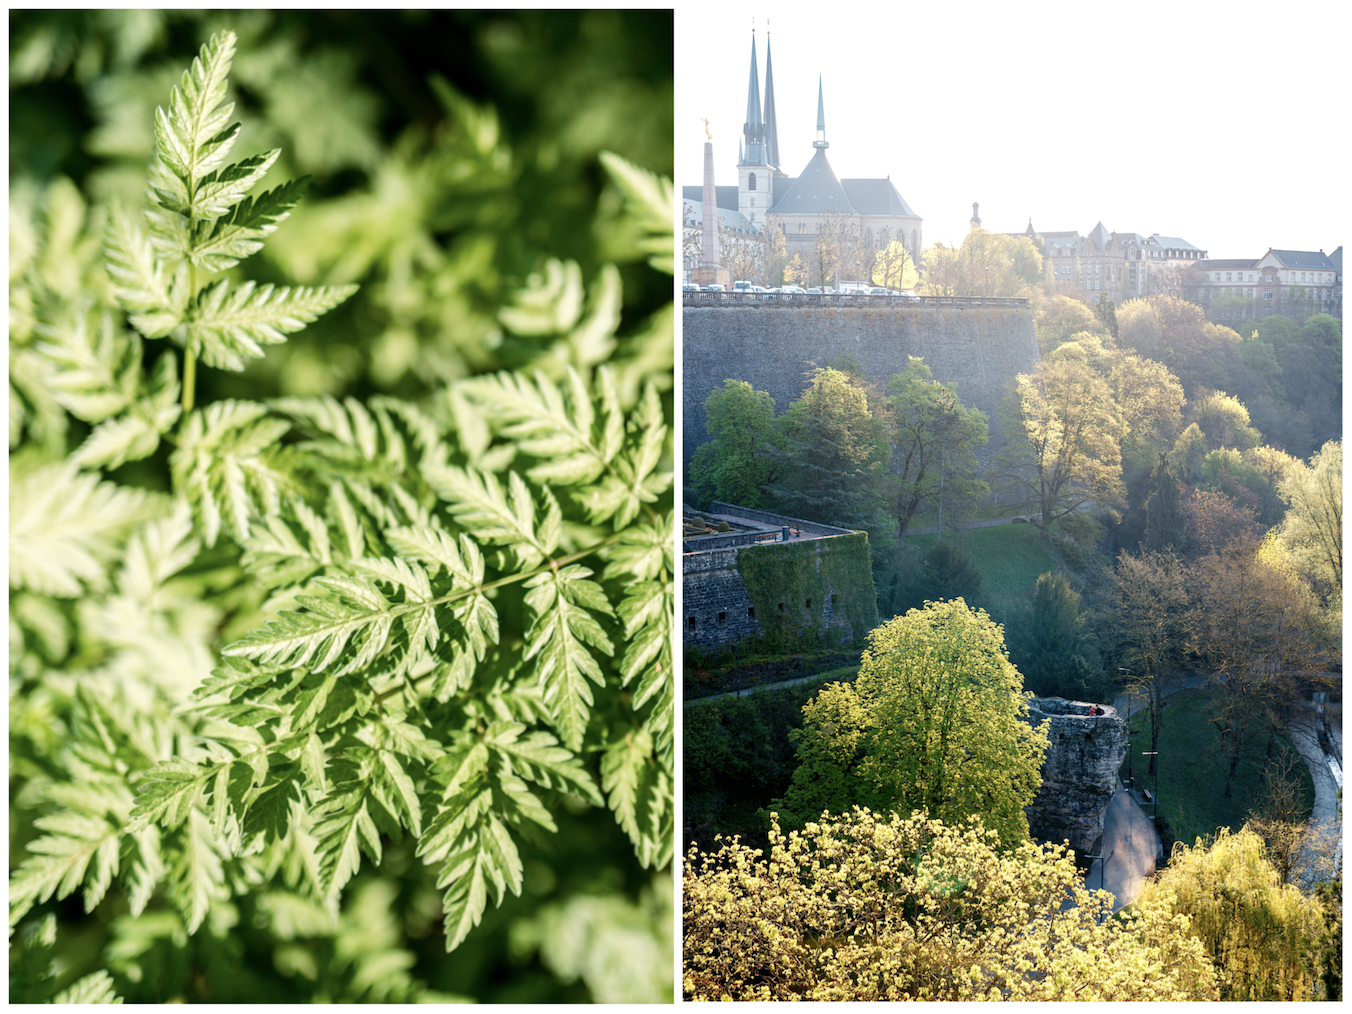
[762,27,780,172]
[740,28,766,166]
[813,75,829,149]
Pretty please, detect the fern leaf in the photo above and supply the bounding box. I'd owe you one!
[601,729,672,870]
[9,461,165,596]
[313,788,383,898]
[71,355,181,469]
[148,30,239,219]
[425,465,559,569]
[8,811,123,926]
[223,578,397,675]
[170,399,294,546]
[126,759,214,832]
[104,203,185,338]
[189,175,311,273]
[33,309,140,422]
[52,970,123,1004]
[188,280,358,371]
[424,807,522,952]
[188,148,281,222]
[165,810,229,934]
[484,721,602,806]
[599,151,674,274]
[523,565,615,751]
[462,368,613,485]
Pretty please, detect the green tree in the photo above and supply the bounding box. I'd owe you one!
[1094,291,1118,338]
[684,808,1219,1001]
[1030,290,1104,357]
[1107,351,1184,473]
[883,357,989,541]
[1131,826,1329,999]
[1008,572,1097,700]
[768,367,890,535]
[773,599,1050,846]
[1274,439,1341,613]
[1000,357,1125,534]
[1107,549,1189,777]
[887,540,988,618]
[1189,542,1327,797]
[1189,390,1262,451]
[1143,454,1187,552]
[686,378,779,509]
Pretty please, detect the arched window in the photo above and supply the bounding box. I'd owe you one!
[748,173,757,191]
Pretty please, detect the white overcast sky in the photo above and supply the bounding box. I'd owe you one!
[676,2,1345,259]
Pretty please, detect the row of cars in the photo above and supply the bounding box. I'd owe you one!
[683,281,922,302]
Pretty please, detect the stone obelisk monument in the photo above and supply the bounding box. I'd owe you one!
[691,120,730,287]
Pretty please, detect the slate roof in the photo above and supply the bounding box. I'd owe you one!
[1087,221,1112,251]
[1329,246,1342,276]
[841,178,919,218]
[1268,249,1337,271]
[1197,259,1258,270]
[681,198,754,234]
[771,147,856,215]
[681,184,740,212]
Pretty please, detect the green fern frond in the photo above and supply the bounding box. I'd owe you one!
[9,461,165,596]
[170,399,294,545]
[147,30,240,224]
[522,565,615,751]
[104,201,185,337]
[52,969,124,1004]
[599,151,674,274]
[188,280,358,371]
[189,175,311,273]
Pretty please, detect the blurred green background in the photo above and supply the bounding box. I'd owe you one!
[9,9,673,1003]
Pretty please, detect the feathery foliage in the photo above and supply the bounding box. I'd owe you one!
[10,20,673,1003]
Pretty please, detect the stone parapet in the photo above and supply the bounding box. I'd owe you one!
[1023,696,1129,855]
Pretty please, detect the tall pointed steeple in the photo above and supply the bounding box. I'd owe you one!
[813,75,829,149]
[762,28,780,173]
[740,29,766,167]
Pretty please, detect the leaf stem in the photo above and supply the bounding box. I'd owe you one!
[183,261,198,414]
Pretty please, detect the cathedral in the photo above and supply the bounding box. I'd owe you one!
[683,30,923,284]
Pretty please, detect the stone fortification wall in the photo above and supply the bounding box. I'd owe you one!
[1022,697,1128,854]
[683,304,1040,462]
[683,530,877,652]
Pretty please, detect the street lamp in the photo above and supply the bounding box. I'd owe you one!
[1142,751,1159,825]
[1119,669,1133,788]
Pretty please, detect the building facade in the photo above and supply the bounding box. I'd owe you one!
[1184,248,1341,322]
[1022,220,1206,302]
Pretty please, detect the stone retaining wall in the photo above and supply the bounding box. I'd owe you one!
[683,303,1040,463]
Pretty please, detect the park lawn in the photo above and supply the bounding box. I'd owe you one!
[903,523,1059,619]
[1117,687,1315,852]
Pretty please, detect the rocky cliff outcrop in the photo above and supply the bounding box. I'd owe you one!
[1023,697,1128,854]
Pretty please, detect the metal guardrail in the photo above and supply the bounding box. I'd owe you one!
[682,291,1030,308]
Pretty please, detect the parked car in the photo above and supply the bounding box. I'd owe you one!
[732,280,751,291]
[682,282,699,292]
[703,283,724,291]
[780,285,807,294]
[806,287,822,294]
[898,289,921,303]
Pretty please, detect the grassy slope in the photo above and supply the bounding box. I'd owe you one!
[1117,688,1315,851]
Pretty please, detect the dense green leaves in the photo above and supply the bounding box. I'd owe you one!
[10,18,673,1002]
